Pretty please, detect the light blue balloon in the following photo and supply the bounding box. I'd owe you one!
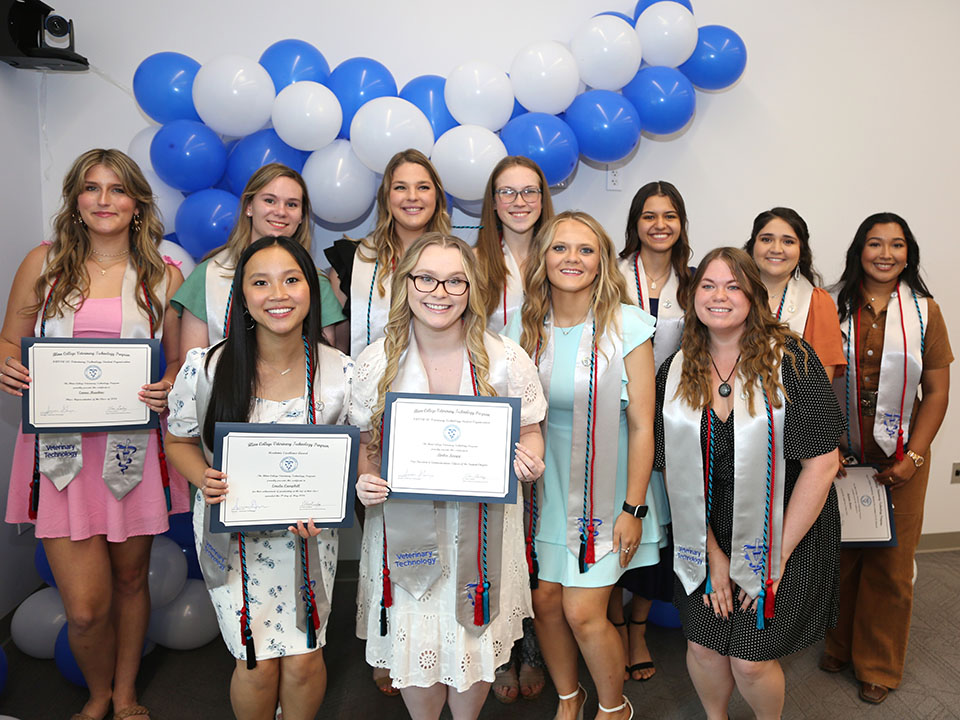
[678,25,747,90]
[174,189,240,260]
[150,120,227,193]
[259,39,330,93]
[326,57,397,139]
[562,90,641,163]
[622,65,696,135]
[499,113,579,187]
[55,624,87,688]
[225,129,307,195]
[133,52,201,124]
[634,0,693,21]
[400,75,459,140]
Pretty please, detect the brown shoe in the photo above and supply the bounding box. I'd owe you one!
[818,653,849,673]
[859,682,890,704]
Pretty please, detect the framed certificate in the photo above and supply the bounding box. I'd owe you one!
[381,391,521,504]
[210,423,359,533]
[835,465,897,547]
[21,337,160,434]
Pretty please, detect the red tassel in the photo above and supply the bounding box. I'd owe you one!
[525,540,534,575]
[764,579,776,619]
[895,430,905,461]
[584,523,596,564]
[382,569,393,608]
[474,586,485,626]
[239,607,249,643]
[310,602,321,631]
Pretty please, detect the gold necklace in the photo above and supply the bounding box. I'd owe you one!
[89,256,127,276]
[646,268,670,290]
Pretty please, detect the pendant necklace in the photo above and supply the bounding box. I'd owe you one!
[710,353,741,398]
[646,268,669,290]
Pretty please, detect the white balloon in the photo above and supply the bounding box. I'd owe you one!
[193,54,276,137]
[350,97,434,173]
[157,240,196,277]
[142,169,184,231]
[147,579,219,651]
[127,125,159,174]
[444,61,514,131]
[509,41,580,115]
[571,16,643,91]
[11,587,66,659]
[147,535,188,607]
[635,2,698,68]
[431,125,506,202]
[302,140,378,224]
[272,81,342,152]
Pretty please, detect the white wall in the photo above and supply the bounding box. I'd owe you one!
[6,0,959,553]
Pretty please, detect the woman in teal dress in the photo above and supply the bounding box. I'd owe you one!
[507,210,665,720]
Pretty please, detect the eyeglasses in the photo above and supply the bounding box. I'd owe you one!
[494,187,542,203]
[409,274,470,296]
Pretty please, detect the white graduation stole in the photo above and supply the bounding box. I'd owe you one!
[203,248,236,343]
[349,246,392,358]
[618,253,683,369]
[773,275,814,336]
[487,239,524,334]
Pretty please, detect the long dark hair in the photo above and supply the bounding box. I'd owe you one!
[202,236,327,449]
[834,212,931,323]
[619,180,692,306]
[744,207,822,286]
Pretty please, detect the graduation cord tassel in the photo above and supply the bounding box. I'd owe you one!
[703,410,714,596]
[526,484,539,589]
[469,363,491,627]
[29,275,59,518]
[142,282,172,510]
[380,514,392,637]
[365,259,379,346]
[238,532,257,669]
[633,254,645,311]
[580,327,599,573]
[300,536,319,649]
[894,288,910,461]
[757,389,777,630]
[222,283,234,339]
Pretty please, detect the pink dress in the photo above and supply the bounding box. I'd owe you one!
[5,296,190,541]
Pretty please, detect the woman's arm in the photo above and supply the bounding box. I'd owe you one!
[356,431,389,506]
[514,423,544,482]
[0,247,48,396]
[139,265,185,412]
[180,309,211,362]
[164,432,228,502]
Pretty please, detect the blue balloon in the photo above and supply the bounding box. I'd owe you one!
[0,643,7,695]
[183,545,203,580]
[34,542,56,588]
[226,129,307,195]
[678,24,747,91]
[648,599,682,628]
[562,90,641,163]
[259,39,330,93]
[622,65,696,135]
[595,11,635,24]
[500,113,579,187]
[133,52,201,124]
[399,75,458,141]
[326,57,397,139]
[509,97,529,122]
[164,511,195,549]
[634,0,693,20]
[150,120,227,193]
[175,189,240,260]
[55,624,87,688]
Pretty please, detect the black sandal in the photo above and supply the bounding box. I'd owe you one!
[626,618,656,681]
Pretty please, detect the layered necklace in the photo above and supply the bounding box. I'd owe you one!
[89,247,130,276]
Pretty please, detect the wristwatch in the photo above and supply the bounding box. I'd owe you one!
[622,501,648,518]
[905,450,925,468]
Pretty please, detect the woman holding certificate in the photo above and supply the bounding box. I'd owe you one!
[822,214,952,704]
[656,248,842,720]
[511,210,665,720]
[0,148,187,720]
[352,233,546,720]
[165,236,354,720]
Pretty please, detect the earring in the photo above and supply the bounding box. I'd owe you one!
[243,308,256,331]
[131,214,142,233]
[793,265,800,281]
[72,210,86,227]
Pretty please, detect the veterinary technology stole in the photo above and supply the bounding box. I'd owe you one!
[349,245,392,358]
[619,253,683,370]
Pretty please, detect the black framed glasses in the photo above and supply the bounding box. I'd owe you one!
[494,186,542,202]
[409,274,470,296]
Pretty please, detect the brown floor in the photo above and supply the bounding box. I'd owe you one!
[1,550,958,720]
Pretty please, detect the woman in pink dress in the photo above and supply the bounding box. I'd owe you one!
[0,149,188,720]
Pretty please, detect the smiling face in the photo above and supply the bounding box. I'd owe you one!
[860,222,908,285]
[636,194,681,254]
[495,165,543,236]
[545,220,601,297]
[242,245,311,338]
[752,217,801,283]
[407,244,470,333]
[389,162,438,242]
[694,258,751,335]
[76,164,138,240]
[246,176,304,241]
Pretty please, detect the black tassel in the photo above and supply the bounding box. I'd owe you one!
[306,619,317,649]
[529,557,540,589]
[578,538,587,574]
[245,632,257,670]
[379,605,388,637]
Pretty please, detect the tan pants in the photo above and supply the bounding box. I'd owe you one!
[824,460,929,689]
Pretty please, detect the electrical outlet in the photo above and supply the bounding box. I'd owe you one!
[952,463,960,484]
[606,166,621,191]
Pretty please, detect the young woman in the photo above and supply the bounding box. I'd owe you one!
[0,149,187,720]
[173,163,345,354]
[511,211,667,720]
[657,247,842,720]
[611,180,693,682]
[165,237,354,720]
[351,233,546,720]
[822,214,951,704]
[744,207,845,380]
[475,156,555,335]
[325,148,451,358]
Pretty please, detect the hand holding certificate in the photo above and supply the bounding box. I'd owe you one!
[835,465,897,547]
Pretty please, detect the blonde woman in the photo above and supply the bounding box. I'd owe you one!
[352,233,546,719]
[1,149,188,720]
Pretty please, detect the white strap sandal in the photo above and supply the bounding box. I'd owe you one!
[556,683,587,720]
[598,695,634,719]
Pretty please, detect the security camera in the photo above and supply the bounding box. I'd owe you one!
[0,0,88,71]
[44,14,69,38]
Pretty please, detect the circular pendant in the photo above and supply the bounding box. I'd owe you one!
[718,382,732,398]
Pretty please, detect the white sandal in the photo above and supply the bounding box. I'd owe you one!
[556,683,587,720]
[598,695,634,719]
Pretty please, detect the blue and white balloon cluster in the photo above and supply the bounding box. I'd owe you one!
[129,1,745,257]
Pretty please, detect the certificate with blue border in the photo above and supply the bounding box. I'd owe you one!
[381,392,520,504]
[210,422,359,533]
[836,464,897,548]
[21,337,160,434]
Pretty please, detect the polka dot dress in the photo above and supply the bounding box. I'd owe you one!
[655,339,845,661]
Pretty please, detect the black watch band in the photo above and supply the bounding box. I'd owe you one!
[622,501,648,518]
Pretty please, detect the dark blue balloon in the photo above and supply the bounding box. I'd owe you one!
[622,65,696,135]
[634,0,693,21]
[509,97,529,122]
[326,57,397,139]
[678,24,747,91]
[150,120,227,193]
[133,52,201,124]
[175,189,240,260]
[499,113,579,187]
[0,643,7,695]
[259,39,330,93]
[648,598,682,628]
[595,11,635,25]
[34,542,56,588]
[164,511,195,549]
[563,90,641,163]
[55,624,87,688]
[399,75,458,140]
[226,129,308,195]
[183,545,203,580]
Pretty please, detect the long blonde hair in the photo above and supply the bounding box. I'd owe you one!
[32,148,166,326]
[355,149,452,297]
[518,211,629,359]
[676,247,805,413]
[367,233,494,457]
